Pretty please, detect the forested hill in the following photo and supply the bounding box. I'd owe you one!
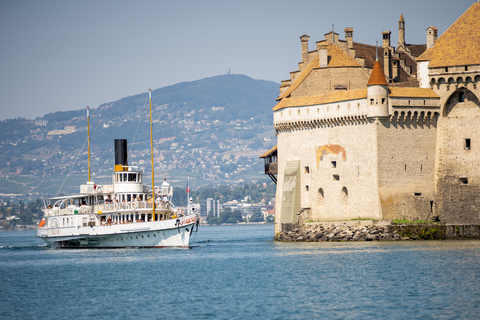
[0,74,280,196]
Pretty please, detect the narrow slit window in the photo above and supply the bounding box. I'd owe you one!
[370,99,374,105]
[465,138,471,150]
[305,185,309,191]
[333,174,340,181]
[305,166,310,173]
[331,161,337,168]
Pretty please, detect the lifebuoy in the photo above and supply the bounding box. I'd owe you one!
[38,218,45,228]
[96,186,103,192]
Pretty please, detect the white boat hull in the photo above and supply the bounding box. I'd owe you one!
[37,215,197,249]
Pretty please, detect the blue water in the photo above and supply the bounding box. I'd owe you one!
[1,226,480,319]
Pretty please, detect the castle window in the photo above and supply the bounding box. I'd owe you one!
[382,98,385,104]
[341,187,348,205]
[465,66,468,71]
[459,91,465,102]
[459,176,468,185]
[331,161,337,168]
[305,185,309,191]
[305,166,310,173]
[318,188,324,197]
[408,100,411,105]
[445,67,448,72]
[318,188,325,205]
[414,193,422,197]
[465,138,471,150]
[333,174,340,181]
[370,99,374,105]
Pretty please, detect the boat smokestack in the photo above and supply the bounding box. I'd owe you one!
[114,139,128,172]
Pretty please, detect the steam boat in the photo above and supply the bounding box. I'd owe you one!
[37,90,198,248]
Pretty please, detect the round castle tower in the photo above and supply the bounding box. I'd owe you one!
[367,59,389,118]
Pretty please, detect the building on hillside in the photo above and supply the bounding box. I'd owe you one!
[204,198,221,217]
[268,3,480,234]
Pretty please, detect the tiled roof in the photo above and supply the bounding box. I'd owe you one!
[389,87,439,98]
[352,42,377,68]
[273,89,367,111]
[420,3,480,68]
[406,44,427,58]
[416,46,434,61]
[367,61,388,85]
[259,145,277,158]
[327,43,362,68]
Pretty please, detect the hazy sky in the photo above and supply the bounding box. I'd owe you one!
[0,0,474,120]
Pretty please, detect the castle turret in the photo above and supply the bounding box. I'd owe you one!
[398,14,405,49]
[367,58,389,119]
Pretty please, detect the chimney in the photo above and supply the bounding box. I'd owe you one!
[345,27,353,48]
[426,26,437,48]
[300,35,310,63]
[398,14,405,49]
[382,31,391,48]
[318,44,328,67]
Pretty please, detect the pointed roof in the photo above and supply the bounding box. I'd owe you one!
[399,14,405,23]
[367,60,388,86]
[417,3,480,67]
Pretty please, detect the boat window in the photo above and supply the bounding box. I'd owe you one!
[127,194,131,201]
[128,173,136,181]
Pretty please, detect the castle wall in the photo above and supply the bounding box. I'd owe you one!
[274,99,382,233]
[376,114,438,221]
[436,89,480,224]
[290,68,369,98]
[274,120,381,234]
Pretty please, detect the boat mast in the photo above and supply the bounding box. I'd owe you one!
[149,89,155,221]
[187,175,190,215]
[87,106,91,182]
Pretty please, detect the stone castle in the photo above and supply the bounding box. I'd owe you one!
[262,2,480,234]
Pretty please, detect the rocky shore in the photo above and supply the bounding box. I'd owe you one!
[274,221,480,241]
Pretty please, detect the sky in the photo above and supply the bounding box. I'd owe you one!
[0,0,474,120]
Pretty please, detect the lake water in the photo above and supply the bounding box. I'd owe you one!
[1,225,480,319]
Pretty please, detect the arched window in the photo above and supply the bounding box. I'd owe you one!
[459,91,465,103]
[341,187,348,205]
[318,188,324,206]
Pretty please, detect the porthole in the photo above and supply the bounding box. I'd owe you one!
[154,234,157,237]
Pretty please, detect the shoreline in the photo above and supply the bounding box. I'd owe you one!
[275,220,480,241]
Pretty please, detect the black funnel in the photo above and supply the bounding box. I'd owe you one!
[114,139,128,171]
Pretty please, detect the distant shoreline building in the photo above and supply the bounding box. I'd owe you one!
[264,3,480,233]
